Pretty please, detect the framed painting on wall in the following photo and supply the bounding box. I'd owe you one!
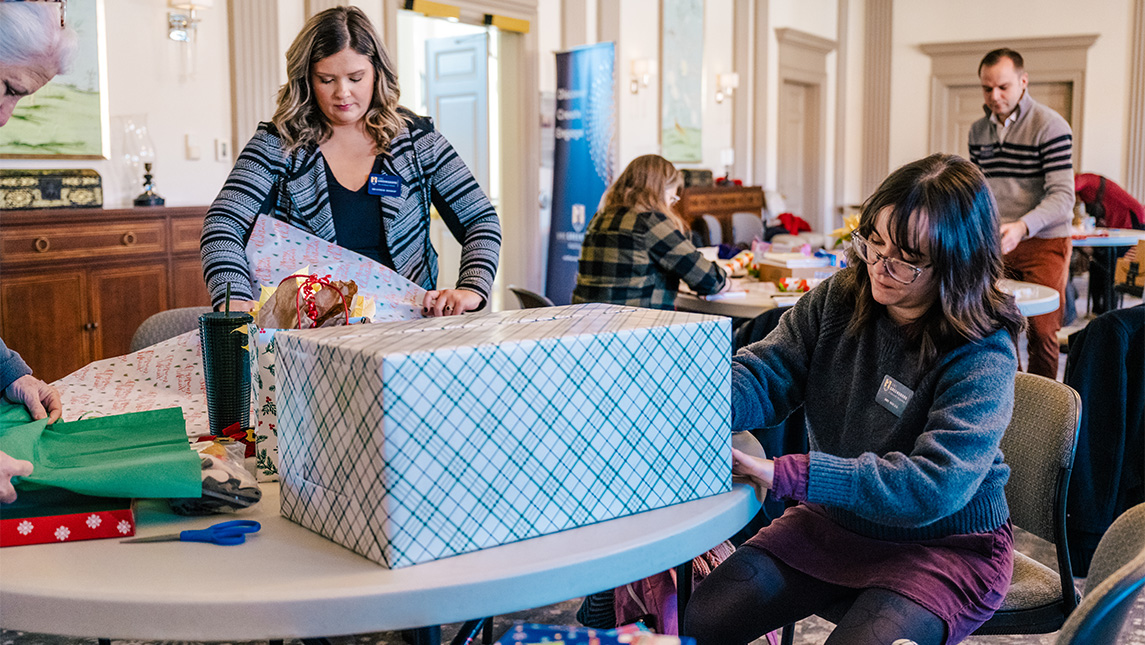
[0,0,110,159]
[661,0,703,163]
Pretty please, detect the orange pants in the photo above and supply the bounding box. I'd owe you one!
[1004,236,1072,379]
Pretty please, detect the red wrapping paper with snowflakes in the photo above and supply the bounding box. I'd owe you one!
[0,487,134,547]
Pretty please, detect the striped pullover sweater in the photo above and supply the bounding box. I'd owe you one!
[201,109,501,308]
[968,91,1074,239]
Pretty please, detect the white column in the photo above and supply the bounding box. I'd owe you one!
[732,0,768,188]
[1128,0,1145,198]
[305,0,349,17]
[833,0,849,222]
[228,0,282,155]
[862,0,891,198]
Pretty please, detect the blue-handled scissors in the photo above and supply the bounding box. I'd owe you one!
[121,520,261,545]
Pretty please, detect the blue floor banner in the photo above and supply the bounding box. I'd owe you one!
[546,42,616,305]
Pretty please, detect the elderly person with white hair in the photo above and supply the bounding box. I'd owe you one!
[0,0,76,127]
[0,1,73,505]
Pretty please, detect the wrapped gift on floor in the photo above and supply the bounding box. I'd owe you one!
[493,622,696,644]
[1,486,134,547]
[275,303,731,568]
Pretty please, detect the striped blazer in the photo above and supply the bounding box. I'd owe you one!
[200,109,501,308]
[968,91,1074,239]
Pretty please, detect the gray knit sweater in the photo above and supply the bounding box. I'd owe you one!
[731,269,1015,540]
[968,91,1074,239]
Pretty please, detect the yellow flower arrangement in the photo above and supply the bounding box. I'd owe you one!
[830,214,861,248]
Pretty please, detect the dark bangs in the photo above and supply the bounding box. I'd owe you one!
[849,154,1024,367]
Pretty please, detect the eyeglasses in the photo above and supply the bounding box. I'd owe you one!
[849,231,930,284]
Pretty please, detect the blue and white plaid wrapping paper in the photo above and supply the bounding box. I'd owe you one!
[275,303,731,568]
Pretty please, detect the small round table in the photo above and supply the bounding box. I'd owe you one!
[1071,228,1145,315]
[678,278,1060,319]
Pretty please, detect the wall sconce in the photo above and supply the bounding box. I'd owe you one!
[715,72,740,103]
[630,58,655,94]
[168,0,213,43]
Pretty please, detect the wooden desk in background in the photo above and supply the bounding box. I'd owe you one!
[679,185,765,245]
[0,206,212,382]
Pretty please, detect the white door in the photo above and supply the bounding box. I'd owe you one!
[424,33,490,290]
[777,80,819,221]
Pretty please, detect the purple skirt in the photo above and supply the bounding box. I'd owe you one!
[745,503,1013,644]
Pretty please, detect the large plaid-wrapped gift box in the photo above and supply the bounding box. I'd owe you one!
[275,303,731,568]
[246,215,427,481]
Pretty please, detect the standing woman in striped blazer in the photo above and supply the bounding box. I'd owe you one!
[201,6,500,317]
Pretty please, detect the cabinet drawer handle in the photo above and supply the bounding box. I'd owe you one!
[122,232,137,246]
[33,237,50,253]
[83,322,98,331]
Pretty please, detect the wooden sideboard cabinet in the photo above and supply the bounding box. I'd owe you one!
[0,205,210,382]
[679,185,766,245]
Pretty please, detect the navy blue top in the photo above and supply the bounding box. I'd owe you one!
[324,157,395,270]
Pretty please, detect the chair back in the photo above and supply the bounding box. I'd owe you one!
[1056,503,1145,645]
[129,306,212,352]
[509,287,554,309]
[785,372,1083,643]
[694,214,723,246]
[731,212,763,247]
[1000,372,1081,545]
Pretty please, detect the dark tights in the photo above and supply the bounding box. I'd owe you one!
[682,545,947,645]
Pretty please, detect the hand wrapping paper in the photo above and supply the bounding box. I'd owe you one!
[55,216,427,484]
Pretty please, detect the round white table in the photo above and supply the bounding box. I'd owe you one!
[675,279,796,318]
[998,278,1060,317]
[0,483,760,641]
[678,278,1059,319]
[1071,228,1145,315]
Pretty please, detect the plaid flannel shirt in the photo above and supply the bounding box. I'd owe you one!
[572,208,727,310]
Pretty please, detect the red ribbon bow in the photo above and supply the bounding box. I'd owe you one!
[279,273,350,329]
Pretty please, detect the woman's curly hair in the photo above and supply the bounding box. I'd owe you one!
[271,6,406,153]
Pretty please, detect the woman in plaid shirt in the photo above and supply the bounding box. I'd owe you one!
[572,155,728,310]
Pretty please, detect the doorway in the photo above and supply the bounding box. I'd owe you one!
[777,79,821,224]
[396,12,502,308]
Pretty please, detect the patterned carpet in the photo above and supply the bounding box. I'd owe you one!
[5,527,1145,645]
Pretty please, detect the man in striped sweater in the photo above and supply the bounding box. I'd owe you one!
[969,48,1074,379]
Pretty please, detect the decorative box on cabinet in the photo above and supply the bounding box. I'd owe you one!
[0,206,211,382]
[679,185,766,246]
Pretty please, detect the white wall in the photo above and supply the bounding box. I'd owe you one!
[695,0,736,175]
[4,0,234,208]
[889,0,1135,183]
[614,0,661,164]
[537,0,561,92]
[571,0,737,176]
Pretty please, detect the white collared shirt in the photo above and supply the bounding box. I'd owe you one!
[989,106,1021,143]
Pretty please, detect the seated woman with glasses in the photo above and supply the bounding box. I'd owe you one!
[683,154,1026,645]
[572,154,728,310]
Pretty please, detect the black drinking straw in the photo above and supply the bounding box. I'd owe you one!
[225,284,231,316]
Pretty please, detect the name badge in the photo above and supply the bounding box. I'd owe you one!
[367,173,402,197]
[876,374,913,418]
